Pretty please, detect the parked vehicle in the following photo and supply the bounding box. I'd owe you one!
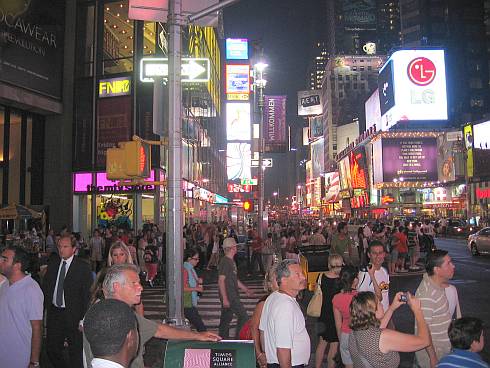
[467,227,490,256]
[447,218,479,236]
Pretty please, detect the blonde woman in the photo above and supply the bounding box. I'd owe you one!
[90,241,144,315]
[315,254,343,368]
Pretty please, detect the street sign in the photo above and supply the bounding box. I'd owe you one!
[241,178,257,185]
[251,158,273,168]
[140,57,210,83]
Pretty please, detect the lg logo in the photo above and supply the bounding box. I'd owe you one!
[407,57,436,86]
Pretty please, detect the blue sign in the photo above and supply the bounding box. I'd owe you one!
[226,38,249,60]
[215,194,228,204]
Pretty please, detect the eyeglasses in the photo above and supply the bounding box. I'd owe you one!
[191,257,200,261]
[330,264,343,269]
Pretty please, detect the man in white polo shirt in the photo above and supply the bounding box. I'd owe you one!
[259,259,310,368]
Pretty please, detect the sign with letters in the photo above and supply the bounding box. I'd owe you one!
[298,90,322,116]
[99,77,131,98]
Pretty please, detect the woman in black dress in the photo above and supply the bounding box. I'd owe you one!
[315,253,343,368]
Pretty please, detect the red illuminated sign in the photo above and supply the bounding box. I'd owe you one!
[381,195,395,205]
[227,183,252,193]
[476,187,490,199]
[349,149,367,189]
[407,57,436,86]
[139,146,146,173]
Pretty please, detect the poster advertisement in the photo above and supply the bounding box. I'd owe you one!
[310,115,323,138]
[226,103,251,141]
[0,0,66,98]
[226,143,251,180]
[263,95,287,152]
[437,133,463,182]
[324,172,340,203]
[298,90,322,116]
[365,89,381,131]
[96,96,132,168]
[311,138,324,178]
[382,137,438,182]
[349,147,368,189]
[225,64,250,96]
[338,156,352,191]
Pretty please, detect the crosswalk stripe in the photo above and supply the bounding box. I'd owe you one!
[141,280,269,334]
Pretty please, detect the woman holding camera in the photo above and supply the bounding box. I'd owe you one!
[348,291,430,368]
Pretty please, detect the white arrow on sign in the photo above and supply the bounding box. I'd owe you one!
[140,57,210,83]
[251,158,273,168]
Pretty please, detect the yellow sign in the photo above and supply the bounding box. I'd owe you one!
[463,124,473,178]
[99,77,131,98]
[227,93,249,101]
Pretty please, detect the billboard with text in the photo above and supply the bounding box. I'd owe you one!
[263,95,287,152]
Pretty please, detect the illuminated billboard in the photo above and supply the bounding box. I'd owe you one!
[324,172,340,202]
[338,156,352,191]
[311,138,324,178]
[382,137,438,182]
[472,120,490,177]
[226,143,251,180]
[365,89,381,131]
[378,49,448,130]
[349,148,368,189]
[298,90,322,116]
[473,120,490,150]
[226,103,251,140]
[225,38,249,60]
[225,64,250,99]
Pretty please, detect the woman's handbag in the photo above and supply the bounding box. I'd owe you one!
[307,273,324,317]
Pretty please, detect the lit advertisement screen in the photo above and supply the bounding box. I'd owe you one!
[226,64,250,95]
[473,120,490,150]
[380,49,448,130]
[349,147,368,189]
[338,156,352,191]
[225,38,249,60]
[365,89,381,131]
[324,172,340,202]
[226,103,251,140]
[226,143,251,180]
[472,120,490,177]
[382,137,438,182]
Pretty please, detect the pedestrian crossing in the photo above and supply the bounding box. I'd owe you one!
[142,279,269,336]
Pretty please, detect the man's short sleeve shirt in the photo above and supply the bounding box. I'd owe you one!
[218,256,239,299]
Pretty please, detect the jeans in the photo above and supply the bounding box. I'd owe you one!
[249,251,264,274]
[184,307,207,332]
[218,299,249,339]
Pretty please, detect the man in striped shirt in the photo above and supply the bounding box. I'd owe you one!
[415,249,455,367]
[437,317,488,368]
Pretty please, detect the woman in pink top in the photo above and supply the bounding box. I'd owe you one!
[332,265,359,368]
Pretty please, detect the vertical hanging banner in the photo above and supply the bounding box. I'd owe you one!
[263,95,287,152]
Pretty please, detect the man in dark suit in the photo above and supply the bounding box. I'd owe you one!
[43,236,93,368]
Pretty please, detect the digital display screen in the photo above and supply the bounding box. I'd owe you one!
[225,38,249,60]
[226,103,251,141]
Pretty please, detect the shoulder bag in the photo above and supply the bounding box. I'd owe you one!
[307,273,324,317]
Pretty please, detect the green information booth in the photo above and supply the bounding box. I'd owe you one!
[163,340,255,367]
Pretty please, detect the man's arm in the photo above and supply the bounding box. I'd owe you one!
[218,275,230,308]
[30,320,42,365]
[276,347,292,368]
[237,279,254,297]
[154,323,220,341]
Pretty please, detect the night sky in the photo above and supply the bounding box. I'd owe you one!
[223,0,326,199]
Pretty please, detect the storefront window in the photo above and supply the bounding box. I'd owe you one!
[103,0,134,74]
[8,111,22,205]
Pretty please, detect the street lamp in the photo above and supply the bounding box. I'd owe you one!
[254,61,267,238]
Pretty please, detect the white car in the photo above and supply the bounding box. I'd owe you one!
[467,227,490,256]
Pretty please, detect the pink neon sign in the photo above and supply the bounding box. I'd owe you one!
[73,171,156,193]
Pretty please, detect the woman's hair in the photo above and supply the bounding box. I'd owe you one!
[107,241,134,266]
[263,264,278,293]
[338,265,358,292]
[350,291,380,331]
[327,253,344,270]
[183,247,199,262]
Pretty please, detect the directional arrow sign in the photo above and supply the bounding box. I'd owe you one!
[140,57,210,83]
[251,158,273,168]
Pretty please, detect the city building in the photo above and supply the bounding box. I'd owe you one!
[399,0,490,125]
[307,42,328,90]
[321,55,385,170]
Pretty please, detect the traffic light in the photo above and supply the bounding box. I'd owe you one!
[243,199,253,212]
[106,141,151,180]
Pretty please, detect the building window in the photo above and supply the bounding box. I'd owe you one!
[338,75,343,81]
[76,4,96,77]
[345,75,350,81]
[469,78,483,89]
[103,0,134,74]
[339,92,344,98]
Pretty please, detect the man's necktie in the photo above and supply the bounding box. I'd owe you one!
[56,261,66,307]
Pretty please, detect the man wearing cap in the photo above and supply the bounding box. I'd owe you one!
[218,237,254,339]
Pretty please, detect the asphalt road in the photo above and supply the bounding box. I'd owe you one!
[386,237,490,366]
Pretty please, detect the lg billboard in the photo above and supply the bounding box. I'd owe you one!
[378,49,448,130]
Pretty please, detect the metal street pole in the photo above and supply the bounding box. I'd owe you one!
[257,76,265,239]
[166,0,184,326]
